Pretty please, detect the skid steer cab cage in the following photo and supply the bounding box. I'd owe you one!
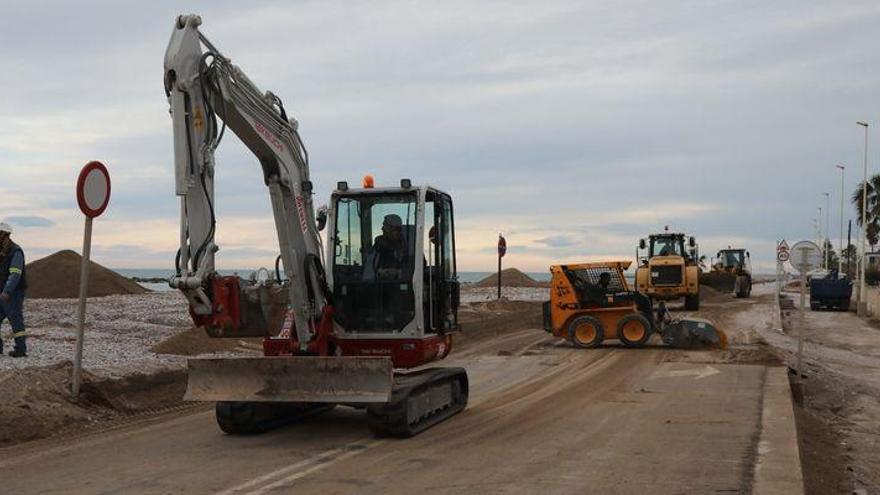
[544,261,655,347]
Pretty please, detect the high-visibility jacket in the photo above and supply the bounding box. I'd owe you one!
[0,242,27,295]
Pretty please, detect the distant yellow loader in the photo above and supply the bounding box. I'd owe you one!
[635,230,701,310]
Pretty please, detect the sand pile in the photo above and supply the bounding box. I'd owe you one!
[474,268,545,288]
[151,327,263,356]
[0,362,185,446]
[25,250,148,299]
[456,299,543,350]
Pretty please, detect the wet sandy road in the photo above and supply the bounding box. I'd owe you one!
[2,300,772,495]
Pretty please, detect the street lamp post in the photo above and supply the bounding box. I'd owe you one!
[818,206,823,251]
[857,121,869,316]
[824,192,830,270]
[837,165,845,274]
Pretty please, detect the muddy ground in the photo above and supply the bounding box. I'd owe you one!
[757,288,880,494]
[0,362,188,445]
[0,283,792,495]
[7,282,864,495]
[0,295,542,448]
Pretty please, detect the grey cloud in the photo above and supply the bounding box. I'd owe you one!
[2,1,879,270]
[3,215,55,228]
[535,235,580,248]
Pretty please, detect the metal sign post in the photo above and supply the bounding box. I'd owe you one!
[497,234,507,299]
[776,240,790,296]
[72,161,111,397]
[788,240,821,378]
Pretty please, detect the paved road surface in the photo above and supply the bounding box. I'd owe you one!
[2,295,778,494]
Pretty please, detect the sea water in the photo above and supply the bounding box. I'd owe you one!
[114,268,554,291]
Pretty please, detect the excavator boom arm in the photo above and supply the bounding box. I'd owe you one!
[164,14,325,349]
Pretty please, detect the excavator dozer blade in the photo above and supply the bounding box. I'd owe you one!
[184,356,394,404]
[661,318,728,349]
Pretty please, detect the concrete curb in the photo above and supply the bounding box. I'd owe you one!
[752,291,804,494]
[752,367,805,494]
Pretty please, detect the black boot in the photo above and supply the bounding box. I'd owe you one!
[9,335,26,357]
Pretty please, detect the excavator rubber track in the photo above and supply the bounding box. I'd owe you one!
[215,401,336,435]
[366,367,469,438]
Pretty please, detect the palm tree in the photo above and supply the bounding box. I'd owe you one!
[851,175,880,251]
[868,223,879,252]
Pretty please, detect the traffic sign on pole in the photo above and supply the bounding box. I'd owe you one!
[788,239,821,381]
[76,161,111,218]
[789,240,822,274]
[778,239,790,253]
[72,161,111,397]
[497,234,507,299]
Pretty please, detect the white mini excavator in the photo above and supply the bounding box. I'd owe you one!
[164,14,467,437]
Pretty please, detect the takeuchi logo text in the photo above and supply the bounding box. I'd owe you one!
[254,121,285,152]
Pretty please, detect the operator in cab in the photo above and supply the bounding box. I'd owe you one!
[373,214,407,279]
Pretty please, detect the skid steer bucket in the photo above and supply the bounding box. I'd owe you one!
[661,318,728,349]
[184,356,394,404]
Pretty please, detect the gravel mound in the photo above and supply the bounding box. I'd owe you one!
[0,292,190,376]
[26,250,148,299]
[474,268,545,288]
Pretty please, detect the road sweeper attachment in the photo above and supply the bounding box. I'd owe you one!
[655,303,727,349]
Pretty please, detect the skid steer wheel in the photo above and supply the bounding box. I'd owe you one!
[616,313,652,348]
[568,315,604,348]
[684,292,700,311]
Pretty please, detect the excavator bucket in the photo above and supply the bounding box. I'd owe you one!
[661,318,728,349]
[184,356,394,404]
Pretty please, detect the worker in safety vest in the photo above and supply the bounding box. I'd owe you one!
[0,223,27,357]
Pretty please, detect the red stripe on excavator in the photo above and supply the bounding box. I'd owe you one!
[263,333,453,369]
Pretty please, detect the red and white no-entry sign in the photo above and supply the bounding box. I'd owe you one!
[76,161,111,218]
[72,160,111,398]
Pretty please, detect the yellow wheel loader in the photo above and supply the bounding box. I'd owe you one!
[635,230,701,310]
[703,248,752,298]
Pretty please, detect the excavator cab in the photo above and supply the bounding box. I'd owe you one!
[328,182,460,337]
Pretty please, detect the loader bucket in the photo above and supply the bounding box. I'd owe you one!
[661,318,728,349]
[184,356,394,404]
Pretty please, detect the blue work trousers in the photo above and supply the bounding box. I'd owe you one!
[0,291,26,353]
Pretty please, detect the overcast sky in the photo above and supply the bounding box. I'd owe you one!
[2,0,879,273]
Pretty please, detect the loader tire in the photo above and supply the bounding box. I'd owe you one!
[568,315,604,348]
[684,292,700,311]
[616,313,652,348]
